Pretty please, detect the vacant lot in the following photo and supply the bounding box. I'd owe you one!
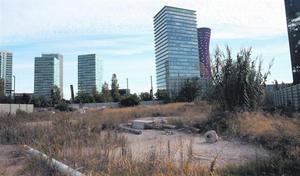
[0,102,299,175]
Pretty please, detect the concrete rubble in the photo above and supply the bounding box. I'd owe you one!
[119,118,201,135]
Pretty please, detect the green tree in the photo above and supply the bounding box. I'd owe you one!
[139,92,152,101]
[55,100,72,111]
[0,79,5,97]
[177,77,200,102]
[51,86,62,105]
[155,89,169,101]
[101,82,112,102]
[33,96,49,107]
[75,91,95,103]
[111,74,121,102]
[120,94,140,107]
[208,46,272,111]
[92,87,104,103]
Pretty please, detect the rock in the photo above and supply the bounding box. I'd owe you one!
[164,130,174,135]
[204,130,219,143]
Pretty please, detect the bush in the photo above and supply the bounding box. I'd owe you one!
[75,92,95,103]
[120,94,141,107]
[33,96,50,107]
[208,46,272,111]
[139,92,152,101]
[16,109,29,117]
[55,101,72,111]
[176,77,200,102]
[155,89,170,101]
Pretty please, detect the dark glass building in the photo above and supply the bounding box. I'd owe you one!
[285,0,300,84]
[197,28,212,78]
[154,6,200,97]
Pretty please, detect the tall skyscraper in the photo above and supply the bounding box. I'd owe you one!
[78,54,103,94]
[154,6,200,97]
[197,28,212,79]
[284,0,300,84]
[0,52,13,95]
[34,54,62,99]
[41,54,64,96]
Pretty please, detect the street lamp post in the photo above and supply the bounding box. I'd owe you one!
[13,75,15,101]
[8,76,16,116]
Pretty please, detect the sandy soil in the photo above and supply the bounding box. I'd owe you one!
[0,145,25,176]
[123,130,269,168]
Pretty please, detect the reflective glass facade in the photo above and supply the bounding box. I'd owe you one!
[34,54,62,99]
[285,0,300,84]
[42,54,64,97]
[198,28,212,79]
[154,6,200,97]
[0,52,12,95]
[78,54,103,94]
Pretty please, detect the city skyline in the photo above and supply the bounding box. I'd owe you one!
[0,0,292,99]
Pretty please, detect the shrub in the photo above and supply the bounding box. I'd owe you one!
[208,46,272,111]
[155,89,170,101]
[176,77,201,102]
[139,92,152,101]
[55,101,72,111]
[120,94,141,107]
[32,96,50,107]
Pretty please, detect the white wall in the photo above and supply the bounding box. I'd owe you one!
[0,104,34,114]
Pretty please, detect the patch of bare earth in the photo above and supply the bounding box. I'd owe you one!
[0,145,25,176]
[123,130,270,168]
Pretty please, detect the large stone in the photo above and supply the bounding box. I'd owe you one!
[132,120,154,129]
[204,130,219,143]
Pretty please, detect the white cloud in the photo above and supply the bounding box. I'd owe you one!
[0,0,288,41]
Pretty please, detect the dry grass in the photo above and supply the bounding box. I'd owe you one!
[238,112,300,139]
[1,102,299,175]
[77,102,212,129]
[0,103,214,175]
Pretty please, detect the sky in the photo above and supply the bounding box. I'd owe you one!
[0,0,292,99]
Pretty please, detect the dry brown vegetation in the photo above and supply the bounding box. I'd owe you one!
[0,102,299,175]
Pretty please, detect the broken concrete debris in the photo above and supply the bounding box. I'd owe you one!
[132,120,154,129]
[119,118,202,136]
[119,124,142,135]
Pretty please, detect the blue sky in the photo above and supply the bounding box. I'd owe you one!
[0,0,292,99]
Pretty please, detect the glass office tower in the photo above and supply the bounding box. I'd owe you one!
[197,28,212,79]
[0,52,13,95]
[154,6,200,97]
[78,54,103,94]
[41,54,64,97]
[285,0,300,84]
[34,54,62,99]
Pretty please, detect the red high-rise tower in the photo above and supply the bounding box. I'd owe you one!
[197,28,212,79]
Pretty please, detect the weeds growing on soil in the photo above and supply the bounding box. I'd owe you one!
[0,102,299,175]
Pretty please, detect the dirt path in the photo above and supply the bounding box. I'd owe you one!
[0,145,25,176]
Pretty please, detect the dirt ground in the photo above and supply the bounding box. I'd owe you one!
[124,130,270,168]
[0,145,25,176]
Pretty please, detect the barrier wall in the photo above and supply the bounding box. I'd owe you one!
[272,84,300,110]
[70,101,164,110]
[0,104,34,114]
